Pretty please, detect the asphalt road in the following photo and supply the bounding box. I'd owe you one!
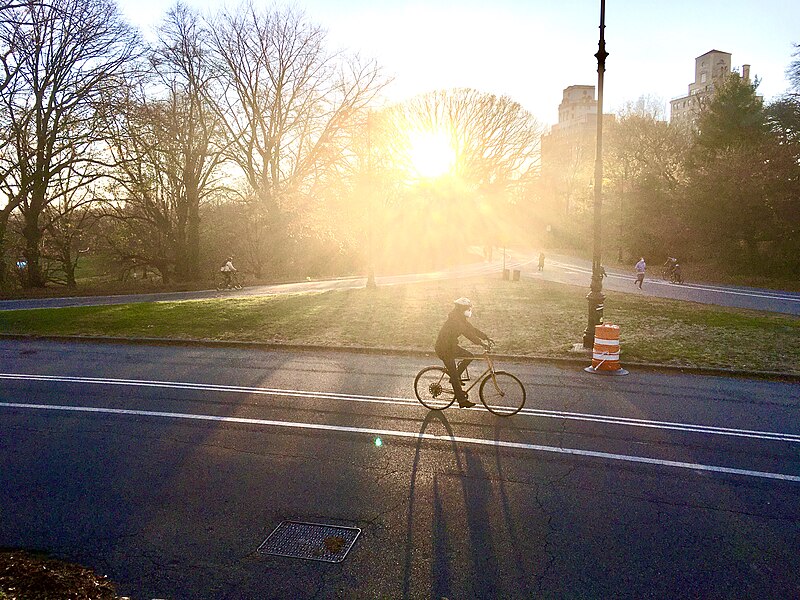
[2,251,798,315]
[1,340,799,599]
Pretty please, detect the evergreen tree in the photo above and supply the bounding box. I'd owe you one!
[693,73,768,156]
[686,73,799,276]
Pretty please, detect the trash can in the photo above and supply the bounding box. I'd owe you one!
[512,269,520,281]
[502,269,510,280]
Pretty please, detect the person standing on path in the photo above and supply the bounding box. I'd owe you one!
[538,252,545,271]
[634,257,646,289]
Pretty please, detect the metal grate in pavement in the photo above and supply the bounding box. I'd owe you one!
[257,521,361,563]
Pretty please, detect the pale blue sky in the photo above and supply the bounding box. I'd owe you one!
[117,0,800,125]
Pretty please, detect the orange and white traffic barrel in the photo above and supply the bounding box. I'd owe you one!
[585,323,629,375]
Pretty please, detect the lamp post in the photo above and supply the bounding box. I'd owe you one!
[582,0,608,348]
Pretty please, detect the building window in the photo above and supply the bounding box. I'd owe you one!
[701,73,707,83]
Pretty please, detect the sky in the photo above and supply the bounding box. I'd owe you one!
[116,0,800,127]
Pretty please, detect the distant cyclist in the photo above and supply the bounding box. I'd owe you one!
[220,256,237,289]
[662,256,678,280]
[672,262,683,284]
[435,297,492,409]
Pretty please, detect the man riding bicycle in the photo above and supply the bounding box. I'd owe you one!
[220,256,237,288]
[435,297,492,409]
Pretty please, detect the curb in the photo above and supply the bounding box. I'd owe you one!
[3,333,799,383]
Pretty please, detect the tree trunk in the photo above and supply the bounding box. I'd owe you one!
[187,199,200,280]
[23,212,46,288]
[63,247,77,288]
[0,210,10,289]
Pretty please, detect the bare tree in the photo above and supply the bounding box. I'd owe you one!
[40,171,97,287]
[206,3,385,278]
[787,43,800,93]
[605,101,689,261]
[0,0,140,287]
[103,91,198,283]
[390,89,543,254]
[398,89,542,191]
[103,3,226,283]
[609,101,687,189]
[0,2,28,286]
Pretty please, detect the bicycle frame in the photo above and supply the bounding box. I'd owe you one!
[455,352,503,395]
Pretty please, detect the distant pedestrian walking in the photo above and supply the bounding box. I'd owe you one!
[634,257,646,289]
[538,252,545,271]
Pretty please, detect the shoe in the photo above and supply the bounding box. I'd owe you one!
[458,398,476,408]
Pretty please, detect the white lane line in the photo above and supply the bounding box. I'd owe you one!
[2,373,799,444]
[644,281,800,302]
[521,408,800,444]
[1,401,798,483]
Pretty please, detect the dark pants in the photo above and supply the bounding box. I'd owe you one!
[436,346,474,401]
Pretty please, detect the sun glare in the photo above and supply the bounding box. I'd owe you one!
[407,131,455,179]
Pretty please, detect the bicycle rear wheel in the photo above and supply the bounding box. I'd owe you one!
[479,371,525,416]
[414,366,456,410]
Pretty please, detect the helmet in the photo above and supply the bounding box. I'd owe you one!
[453,297,472,307]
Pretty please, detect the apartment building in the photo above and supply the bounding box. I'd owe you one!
[540,85,614,216]
[670,49,751,124]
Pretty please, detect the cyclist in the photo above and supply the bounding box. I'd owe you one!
[663,256,678,280]
[672,262,683,284]
[220,256,237,289]
[435,297,492,408]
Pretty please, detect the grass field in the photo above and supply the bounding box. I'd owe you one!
[1,276,798,375]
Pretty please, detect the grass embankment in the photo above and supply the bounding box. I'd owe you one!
[1,276,798,375]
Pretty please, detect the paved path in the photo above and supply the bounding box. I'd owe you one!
[2,250,798,315]
[516,251,800,316]
[0,256,523,311]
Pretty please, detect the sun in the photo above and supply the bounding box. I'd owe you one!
[407,130,455,179]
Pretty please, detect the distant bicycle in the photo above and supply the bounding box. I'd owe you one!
[215,271,243,291]
[413,344,526,416]
[660,265,684,284]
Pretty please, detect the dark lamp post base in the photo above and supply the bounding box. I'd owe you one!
[582,272,605,348]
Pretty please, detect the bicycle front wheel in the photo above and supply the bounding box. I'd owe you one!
[414,366,456,411]
[479,371,526,416]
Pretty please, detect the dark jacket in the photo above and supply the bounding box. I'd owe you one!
[435,308,488,357]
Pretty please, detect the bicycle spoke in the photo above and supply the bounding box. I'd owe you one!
[414,367,456,410]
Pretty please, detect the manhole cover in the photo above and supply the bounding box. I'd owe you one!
[257,521,361,563]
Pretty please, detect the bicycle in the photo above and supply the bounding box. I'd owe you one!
[216,271,243,290]
[660,265,684,284]
[413,345,526,416]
